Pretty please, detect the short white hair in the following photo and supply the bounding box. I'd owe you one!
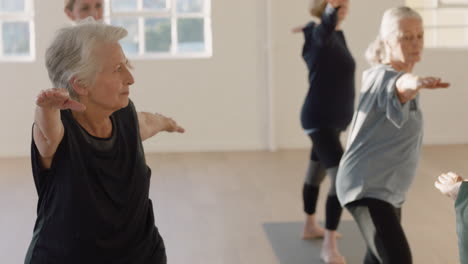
[365,6,422,65]
[45,18,127,99]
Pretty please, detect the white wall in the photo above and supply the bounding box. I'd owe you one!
[415,49,468,144]
[1,0,468,158]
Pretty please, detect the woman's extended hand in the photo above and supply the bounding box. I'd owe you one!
[36,88,86,111]
[435,172,464,200]
[138,112,185,141]
[291,25,305,33]
[396,74,450,103]
[154,113,185,134]
[417,77,450,90]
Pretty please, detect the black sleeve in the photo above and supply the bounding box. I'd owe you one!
[307,4,339,46]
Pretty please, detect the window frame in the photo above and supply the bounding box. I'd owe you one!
[104,0,212,59]
[407,0,468,48]
[438,0,468,8]
[0,0,35,62]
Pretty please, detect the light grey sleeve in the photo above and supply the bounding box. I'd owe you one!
[375,69,409,129]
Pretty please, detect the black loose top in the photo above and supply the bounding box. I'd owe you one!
[300,5,356,130]
[26,100,163,264]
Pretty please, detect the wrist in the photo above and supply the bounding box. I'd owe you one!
[36,105,61,115]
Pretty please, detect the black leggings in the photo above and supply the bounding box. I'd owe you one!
[309,128,343,167]
[302,128,344,230]
[346,198,412,264]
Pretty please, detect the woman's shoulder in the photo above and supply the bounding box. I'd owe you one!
[366,64,396,73]
[363,64,398,80]
[360,65,396,92]
[305,21,316,28]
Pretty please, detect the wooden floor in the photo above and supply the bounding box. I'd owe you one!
[1,145,466,263]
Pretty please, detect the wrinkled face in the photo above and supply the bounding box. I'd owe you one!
[388,17,424,64]
[87,42,134,112]
[337,0,349,23]
[66,0,104,21]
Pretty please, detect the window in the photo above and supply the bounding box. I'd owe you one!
[104,0,212,59]
[0,0,35,61]
[407,0,468,48]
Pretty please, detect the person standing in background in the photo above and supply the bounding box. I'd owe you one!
[292,0,354,263]
[64,0,103,22]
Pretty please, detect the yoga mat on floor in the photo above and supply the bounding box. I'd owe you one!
[262,220,366,264]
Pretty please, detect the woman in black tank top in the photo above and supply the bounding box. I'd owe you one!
[26,19,184,264]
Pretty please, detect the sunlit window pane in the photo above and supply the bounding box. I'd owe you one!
[440,0,468,5]
[177,18,204,52]
[111,18,139,55]
[145,18,171,52]
[111,0,137,11]
[0,0,25,12]
[143,0,166,10]
[177,0,203,13]
[105,0,211,57]
[3,21,29,56]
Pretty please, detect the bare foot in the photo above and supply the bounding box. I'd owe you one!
[302,224,325,239]
[302,222,342,239]
[320,250,346,264]
[321,230,346,264]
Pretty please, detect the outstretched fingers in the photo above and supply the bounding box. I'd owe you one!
[36,88,86,111]
[434,171,464,200]
[167,118,185,133]
[419,77,450,90]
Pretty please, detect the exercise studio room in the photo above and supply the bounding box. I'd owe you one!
[1,0,468,263]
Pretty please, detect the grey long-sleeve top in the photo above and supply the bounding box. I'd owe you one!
[336,64,424,208]
[456,182,468,264]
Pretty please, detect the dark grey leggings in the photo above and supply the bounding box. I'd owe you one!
[346,198,412,264]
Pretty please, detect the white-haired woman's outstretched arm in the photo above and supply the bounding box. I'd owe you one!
[396,74,450,104]
[137,112,185,141]
[33,88,85,168]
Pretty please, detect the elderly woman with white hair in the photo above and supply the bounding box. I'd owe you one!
[291,0,354,262]
[336,6,449,264]
[24,20,183,264]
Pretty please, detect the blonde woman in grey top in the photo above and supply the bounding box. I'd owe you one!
[336,7,449,264]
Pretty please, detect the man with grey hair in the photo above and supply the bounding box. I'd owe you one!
[25,19,183,264]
